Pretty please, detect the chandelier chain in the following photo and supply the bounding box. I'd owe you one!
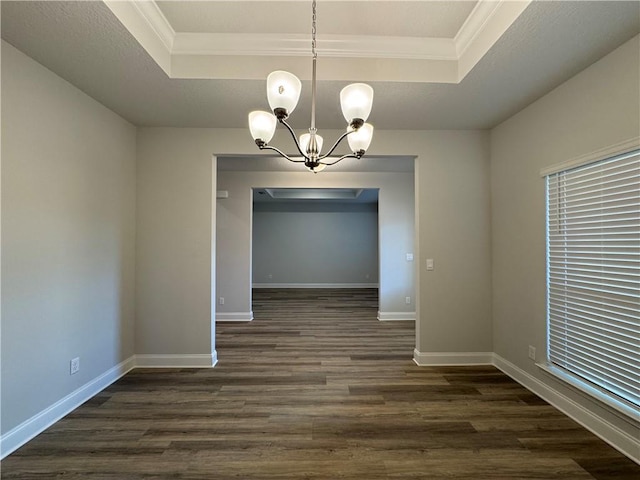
[311,0,317,59]
[248,0,373,172]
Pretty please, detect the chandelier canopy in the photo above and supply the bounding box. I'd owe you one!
[248,0,374,173]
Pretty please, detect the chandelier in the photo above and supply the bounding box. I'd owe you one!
[248,0,374,173]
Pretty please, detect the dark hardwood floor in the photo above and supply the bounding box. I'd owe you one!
[2,288,638,479]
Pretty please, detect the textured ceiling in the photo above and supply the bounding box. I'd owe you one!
[1,1,639,130]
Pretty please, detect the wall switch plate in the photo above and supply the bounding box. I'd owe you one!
[528,345,536,361]
[426,259,434,270]
[70,357,80,375]
[406,253,414,262]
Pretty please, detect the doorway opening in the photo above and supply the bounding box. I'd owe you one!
[214,155,416,356]
[252,187,379,290]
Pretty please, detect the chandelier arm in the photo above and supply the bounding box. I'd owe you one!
[279,118,311,160]
[317,130,354,160]
[319,153,360,166]
[258,145,307,163]
[249,0,373,172]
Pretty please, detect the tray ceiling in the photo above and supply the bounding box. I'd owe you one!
[103,0,530,82]
[2,1,639,130]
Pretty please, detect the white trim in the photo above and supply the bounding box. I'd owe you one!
[539,137,640,177]
[252,283,378,289]
[211,155,218,359]
[131,0,175,51]
[538,363,639,421]
[493,354,640,464]
[216,312,254,322]
[172,32,457,61]
[134,353,218,368]
[455,0,504,56]
[106,0,528,83]
[0,356,136,459]
[413,349,493,366]
[455,0,531,79]
[102,0,172,76]
[377,311,416,321]
[4,350,638,464]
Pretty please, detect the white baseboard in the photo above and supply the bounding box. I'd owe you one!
[135,352,218,367]
[216,311,253,322]
[5,350,636,465]
[252,283,379,289]
[377,311,416,321]
[1,352,220,459]
[493,354,640,464]
[413,349,494,366]
[0,355,136,459]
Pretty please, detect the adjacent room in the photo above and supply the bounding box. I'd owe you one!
[1,1,639,478]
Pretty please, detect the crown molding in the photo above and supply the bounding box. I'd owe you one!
[172,33,457,61]
[105,0,531,83]
[102,0,173,76]
[456,0,532,79]
[131,0,175,52]
[455,0,503,57]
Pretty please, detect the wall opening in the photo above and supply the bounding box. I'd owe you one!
[251,187,380,291]
[214,155,416,355]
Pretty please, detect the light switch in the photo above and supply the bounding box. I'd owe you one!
[406,253,414,262]
[426,259,434,271]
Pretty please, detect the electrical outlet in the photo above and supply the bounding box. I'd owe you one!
[219,297,225,305]
[405,296,411,304]
[70,357,80,375]
[268,274,273,280]
[528,345,536,361]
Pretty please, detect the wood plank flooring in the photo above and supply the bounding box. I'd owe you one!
[2,288,639,479]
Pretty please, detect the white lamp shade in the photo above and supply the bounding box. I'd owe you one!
[267,71,302,115]
[347,123,374,153]
[340,83,374,123]
[299,133,324,156]
[248,111,277,143]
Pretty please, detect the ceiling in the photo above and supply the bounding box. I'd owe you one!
[1,1,639,131]
[156,1,477,37]
[217,154,415,172]
[252,187,379,203]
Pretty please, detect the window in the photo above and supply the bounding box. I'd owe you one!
[545,148,639,412]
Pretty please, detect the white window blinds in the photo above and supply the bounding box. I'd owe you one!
[546,149,640,409]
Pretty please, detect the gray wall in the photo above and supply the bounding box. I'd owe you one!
[252,202,379,286]
[415,130,492,353]
[135,130,217,357]
[1,42,137,434]
[491,35,639,441]
[135,127,491,355]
